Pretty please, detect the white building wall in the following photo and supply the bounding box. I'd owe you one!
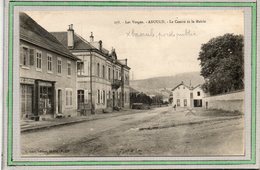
[172,84,191,107]
[193,86,204,100]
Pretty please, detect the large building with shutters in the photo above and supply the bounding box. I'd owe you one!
[19,12,78,120]
[52,25,131,113]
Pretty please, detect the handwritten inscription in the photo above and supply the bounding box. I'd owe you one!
[126,29,197,39]
[114,18,205,39]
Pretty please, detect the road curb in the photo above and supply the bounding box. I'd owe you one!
[138,115,243,131]
[21,110,141,133]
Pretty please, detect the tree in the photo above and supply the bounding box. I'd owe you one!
[198,34,244,95]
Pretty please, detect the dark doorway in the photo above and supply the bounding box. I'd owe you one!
[77,90,84,110]
[112,91,115,107]
[39,86,53,115]
[58,89,62,113]
[193,99,202,107]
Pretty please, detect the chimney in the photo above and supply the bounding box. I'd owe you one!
[67,24,74,49]
[90,32,94,42]
[98,40,102,51]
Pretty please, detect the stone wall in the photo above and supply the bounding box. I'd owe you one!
[203,90,244,113]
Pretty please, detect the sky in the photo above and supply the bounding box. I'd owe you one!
[25,9,244,80]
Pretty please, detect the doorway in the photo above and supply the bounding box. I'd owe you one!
[77,90,84,110]
[193,99,202,107]
[58,89,62,113]
[20,84,33,119]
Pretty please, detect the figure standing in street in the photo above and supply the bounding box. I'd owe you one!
[173,104,176,111]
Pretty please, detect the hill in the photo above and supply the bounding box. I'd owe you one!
[130,72,204,94]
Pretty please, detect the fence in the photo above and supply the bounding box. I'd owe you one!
[203,90,244,113]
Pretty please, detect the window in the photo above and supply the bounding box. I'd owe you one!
[113,69,115,79]
[103,90,106,104]
[108,67,111,80]
[21,46,29,67]
[184,99,187,106]
[102,65,105,78]
[47,54,52,72]
[36,51,42,70]
[77,62,84,75]
[97,90,100,104]
[97,63,100,77]
[57,58,62,74]
[20,46,35,67]
[197,91,200,96]
[67,61,71,76]
[65,89,73,106]
[100,90,103,103]
[177,99,180,106]
[116,70,118,79]
[29,49,35,66]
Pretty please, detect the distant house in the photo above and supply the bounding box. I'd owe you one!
[171,82,205,107]
[192,84,204,107]
[52,26,130,113]
[20,13,78,120]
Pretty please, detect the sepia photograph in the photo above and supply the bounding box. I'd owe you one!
[19,9,245,157]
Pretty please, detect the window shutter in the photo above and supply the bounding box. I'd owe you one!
[20,46,23,65]
[29,49,35,65]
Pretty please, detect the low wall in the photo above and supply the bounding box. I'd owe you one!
[203,90,244,113]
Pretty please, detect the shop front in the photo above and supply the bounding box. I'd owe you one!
[20,78,56,121]
[20,78,35,120]
[35,80,56,120]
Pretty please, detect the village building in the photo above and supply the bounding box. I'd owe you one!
[171,82,205,108]
[19,13,78,120]
[51,26,131,113]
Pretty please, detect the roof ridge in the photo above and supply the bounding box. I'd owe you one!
[75,33,97,50]
[20,13,77,60]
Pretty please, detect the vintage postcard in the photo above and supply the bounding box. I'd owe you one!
[1,0,259,169]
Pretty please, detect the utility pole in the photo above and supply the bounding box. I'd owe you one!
[90,50,94,114]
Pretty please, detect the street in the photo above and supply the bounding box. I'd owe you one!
[21,107,244,156]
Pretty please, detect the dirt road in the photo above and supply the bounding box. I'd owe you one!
[21,107,244,156]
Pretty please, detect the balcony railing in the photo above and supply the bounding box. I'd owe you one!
[112,79,121,89]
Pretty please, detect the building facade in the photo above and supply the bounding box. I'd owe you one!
[52,26,131,113]
[171,82,205,108]
[20,13,78,120]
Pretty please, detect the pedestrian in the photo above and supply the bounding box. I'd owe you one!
[173,104,176,111]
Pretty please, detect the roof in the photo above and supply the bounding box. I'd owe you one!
[171,82,191,91]
[52,31,130,70]
[191,84,202,90]
[51,32,96,51]
[171,82,202,91]
[20,12,77,60]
